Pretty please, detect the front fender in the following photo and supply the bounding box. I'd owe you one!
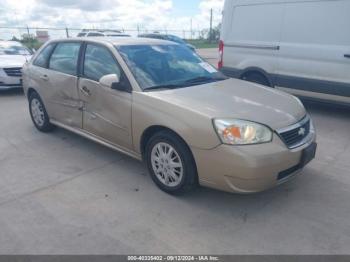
[132,92,221,154]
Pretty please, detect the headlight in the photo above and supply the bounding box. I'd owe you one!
[213,119,273,145]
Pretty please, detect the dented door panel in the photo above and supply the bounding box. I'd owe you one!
[78,78,133,150]
[45,70,82,128]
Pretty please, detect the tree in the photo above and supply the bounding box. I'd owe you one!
[208,23,221,42]
[11,36,21,42]
[20,34,42,51]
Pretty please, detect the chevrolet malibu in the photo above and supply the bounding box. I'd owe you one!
[22,38,317,194]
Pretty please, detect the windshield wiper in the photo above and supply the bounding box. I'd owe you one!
[144,76,228,91]
[184,76,214,84]
[144,83,186,91]
[184,76,227,84]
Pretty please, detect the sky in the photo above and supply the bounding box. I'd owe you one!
[0,0,224,38]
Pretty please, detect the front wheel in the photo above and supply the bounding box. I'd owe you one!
[145,131,197,195]
[29,92,55,132]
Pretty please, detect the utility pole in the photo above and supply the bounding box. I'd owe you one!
[190,18,193,40]
[65,27,69,38]
[26,25,30,37]
[209,8,213,43]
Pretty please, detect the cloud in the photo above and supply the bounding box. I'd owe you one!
[0,0,224,39]
[38,0,116,11]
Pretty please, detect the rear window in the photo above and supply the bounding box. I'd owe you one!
[33,44,55,68]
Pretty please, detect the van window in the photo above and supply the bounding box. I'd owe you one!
[282,1,350,46]
[83,44,121,82]
[49,42,80,76]
[230,4,283,43]
[33,43,55,68]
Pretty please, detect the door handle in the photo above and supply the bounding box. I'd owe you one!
[40,75,49,81]
[80,86,91,96]
[344,54,350,59]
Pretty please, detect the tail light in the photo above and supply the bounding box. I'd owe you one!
[218,40,224,70]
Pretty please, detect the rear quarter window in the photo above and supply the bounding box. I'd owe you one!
[33,44,56,68]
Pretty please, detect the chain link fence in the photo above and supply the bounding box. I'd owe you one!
[0,26,208,41]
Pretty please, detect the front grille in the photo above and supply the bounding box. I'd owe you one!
[3,67,22,77]
[277,117,311,149]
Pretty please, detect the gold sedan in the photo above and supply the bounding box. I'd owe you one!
[23,38,317,194]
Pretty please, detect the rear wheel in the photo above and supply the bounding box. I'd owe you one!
[145,131,197,195]
[241,72,271,87]
[29,92,55,132]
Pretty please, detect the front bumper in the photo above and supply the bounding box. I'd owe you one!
[192,132,316,194]
[0,71,22,90]
[0,83,23,90]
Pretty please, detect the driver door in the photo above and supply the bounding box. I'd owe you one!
[78,43,133,150]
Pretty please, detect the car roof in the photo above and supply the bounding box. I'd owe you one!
[49,37,178,46]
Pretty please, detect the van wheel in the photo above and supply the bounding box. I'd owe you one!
[145,131,197,195]
[241,72,271,87]
[29,92,55,132]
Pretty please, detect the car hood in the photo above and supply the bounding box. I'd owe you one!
[145,78,306,130]
[0,55,31,68]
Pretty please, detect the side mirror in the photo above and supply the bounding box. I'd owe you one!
[99,74,130,93]
[99,74,120,88]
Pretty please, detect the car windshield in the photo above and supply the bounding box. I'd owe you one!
[117,44,227,90]
[166,35,186,44]
[107,34,131,37]
[0,43,32,55]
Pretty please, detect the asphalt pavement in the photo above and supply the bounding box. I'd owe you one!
[0,50,349,254]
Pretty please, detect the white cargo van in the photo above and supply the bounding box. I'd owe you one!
[219,0,350,105]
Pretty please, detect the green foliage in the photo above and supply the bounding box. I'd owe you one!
[186,39,218,49]
[11,35,43,51]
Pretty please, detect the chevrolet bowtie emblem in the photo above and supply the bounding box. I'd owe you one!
[298,127,306,136]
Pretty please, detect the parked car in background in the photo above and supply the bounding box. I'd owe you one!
[0,41,32,90]
[23,37,316,194]
[220,0,350,106]
[77,30,131,37]
[138,33,196,51]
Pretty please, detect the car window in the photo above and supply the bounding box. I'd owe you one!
[49,42,80,76]
[166,35,186,44]
[83,44,121,82]
[33,44,55,68]
[87,32,104,37]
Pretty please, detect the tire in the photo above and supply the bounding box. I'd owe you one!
[29,92,55,132]
[145,131,197,195]
[241,72,271,87]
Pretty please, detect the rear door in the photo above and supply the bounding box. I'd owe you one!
[46,42,83,128]
[276,0,350,102]
[78,43,133,150]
